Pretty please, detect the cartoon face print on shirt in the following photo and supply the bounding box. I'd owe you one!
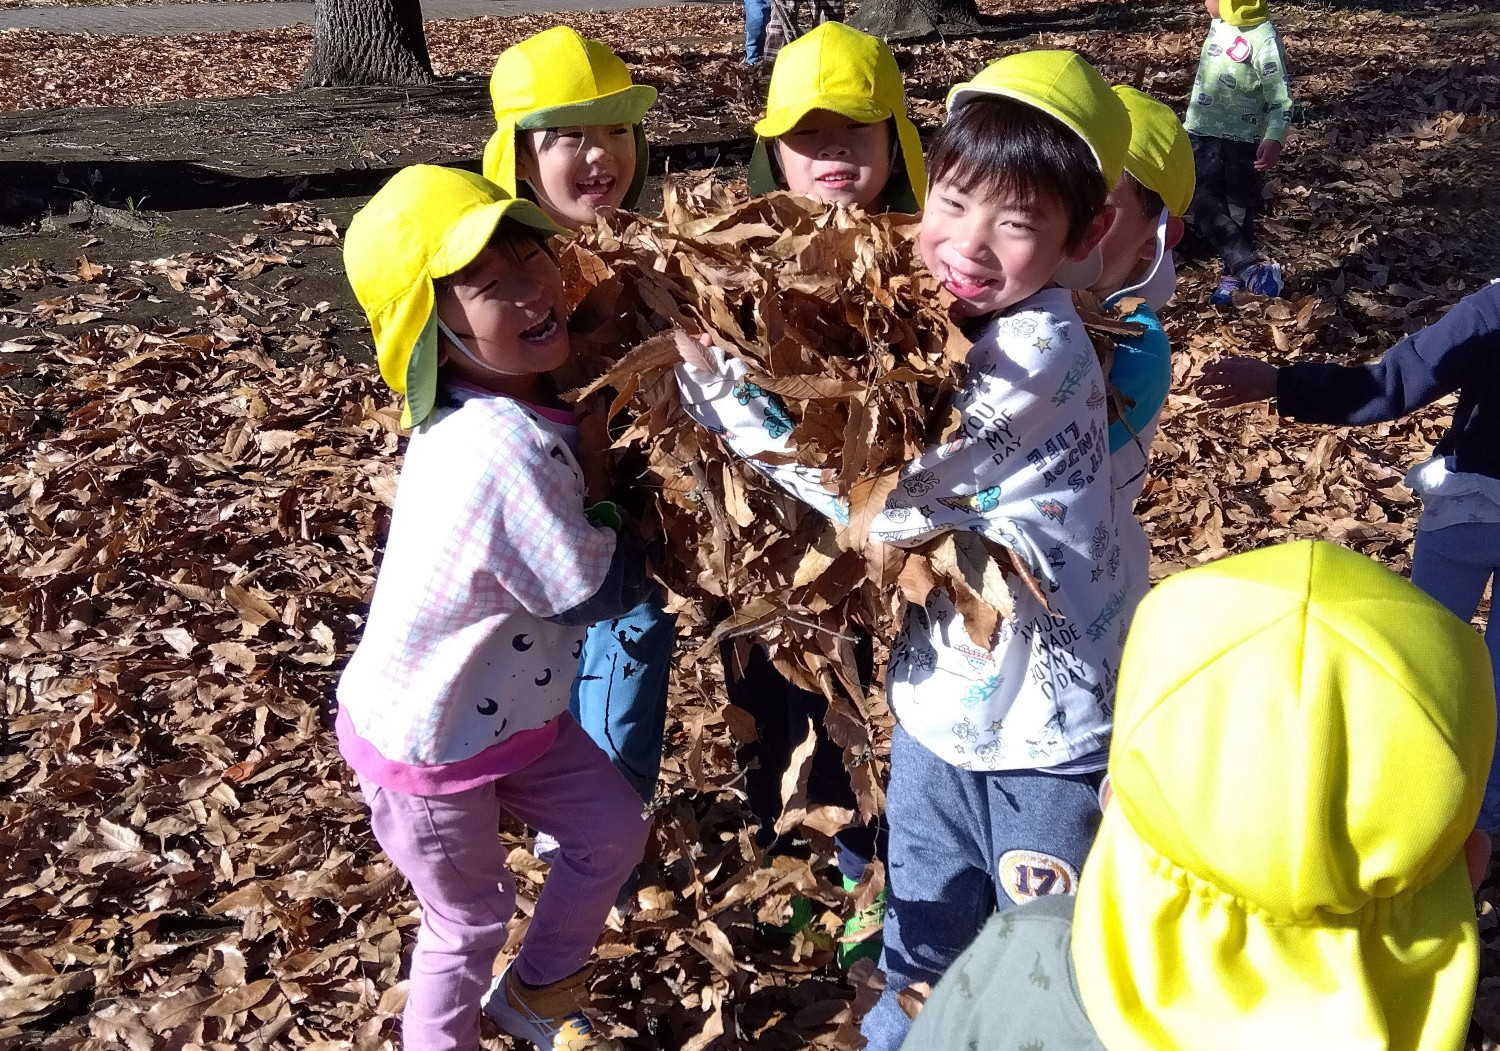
[901,469,940,497]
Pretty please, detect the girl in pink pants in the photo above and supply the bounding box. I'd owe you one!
[339,165,657,1051]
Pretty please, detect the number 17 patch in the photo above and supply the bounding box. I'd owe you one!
[997,849,1079,904]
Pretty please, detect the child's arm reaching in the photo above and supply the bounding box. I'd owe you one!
[1199,281,1500,422]
[674,312,1109,577]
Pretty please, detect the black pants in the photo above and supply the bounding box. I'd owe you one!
[1189,133,1262,277]
[722,635,886,881]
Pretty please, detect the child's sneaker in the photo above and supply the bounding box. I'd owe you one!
[1210,274,1243,306]
[1241,261,1284,298]
[482,963,621,1050]
[532,830,561,864]
[837,874,886,970]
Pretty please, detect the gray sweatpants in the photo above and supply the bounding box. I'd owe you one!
[861,725,1105,1051]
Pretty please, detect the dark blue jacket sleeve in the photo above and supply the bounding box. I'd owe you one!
[1276,283,1500,425]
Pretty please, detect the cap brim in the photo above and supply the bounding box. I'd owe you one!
[1072,811,1481,1051]
[430,197,564,281]
[754,94,890,138]
[400,309,440,430]
[1052,244,1103,290]
[1103,208,1169,307]
[515,84,658,132]
[947,82,1110,181]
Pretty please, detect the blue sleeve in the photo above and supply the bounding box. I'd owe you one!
[1277,283,1500,425]
[1107,304,1172,454]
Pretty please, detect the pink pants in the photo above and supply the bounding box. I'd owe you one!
[363,713,651,1051]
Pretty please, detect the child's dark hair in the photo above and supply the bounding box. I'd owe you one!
[436,219,550,291]
[928,95,1107,251]
[518,128,563,156]
[1124,173,1165,219]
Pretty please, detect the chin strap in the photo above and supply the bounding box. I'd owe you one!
[1103,206,1172,310]
[436,317,520,377]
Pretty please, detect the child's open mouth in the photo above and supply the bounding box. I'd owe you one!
[519,310,560,344]
[940,262,997,300]
[816,169,859,189]
[575,175,617,202]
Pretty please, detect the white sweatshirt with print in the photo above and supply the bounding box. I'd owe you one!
[676,287,1140,771]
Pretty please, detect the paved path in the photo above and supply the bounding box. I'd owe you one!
[0,0,729,35]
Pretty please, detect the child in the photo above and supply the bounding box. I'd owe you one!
[483,26,657,231]
[1199,280,1500,830]
[1186,0,1292,304]
[747,20,926,214]
[745,0,844,67]
[338,165,656,1051]
[1091,85,1196,590]
[676,51,1137,1051]
[903,540,1495,1050]
[485,26,678,816]
[737,16,925,968]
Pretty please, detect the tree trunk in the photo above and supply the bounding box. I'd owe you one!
[848,0,983,40]
[302,0,434,88]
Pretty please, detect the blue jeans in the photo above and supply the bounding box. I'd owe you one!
[1410,521,1500,830]
[744,0,770,63]
[569,591,677,803]
[861,727,1104,1051]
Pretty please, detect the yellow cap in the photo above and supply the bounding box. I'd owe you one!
[481,26,657,207]
[946,50,1130,187]
[1073,540,1493,1051]
[1113,85,1195,217]
[1219,0,1270,27]
[343,165,563,429]
[747,21,926,212]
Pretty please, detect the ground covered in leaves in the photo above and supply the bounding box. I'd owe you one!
[3,0,1500,1049]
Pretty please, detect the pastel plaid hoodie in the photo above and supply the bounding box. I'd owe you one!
[336,384,618,794]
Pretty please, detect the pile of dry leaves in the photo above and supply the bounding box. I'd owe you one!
[561,183,1004,816]
[2,1,1500,1048]
[0,204,886,1051]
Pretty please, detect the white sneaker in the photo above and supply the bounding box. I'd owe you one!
[481,962,621,1050]
[532,830,561,864]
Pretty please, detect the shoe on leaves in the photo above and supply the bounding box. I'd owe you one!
[1240,261,1285,298]
[482,962,621,1051]
[837,874,886,970]
[1210,274,1243,306]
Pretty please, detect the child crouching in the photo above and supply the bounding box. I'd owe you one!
[338,165,654,1051]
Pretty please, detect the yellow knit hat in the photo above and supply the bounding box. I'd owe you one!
[1219,0,1270,27]
[481,26,657,207]
[344,165,563,429]
[1113,85,1195,217]
[1073,540,1493,1051]
[748,21,926,212]
[946,50,1131,187]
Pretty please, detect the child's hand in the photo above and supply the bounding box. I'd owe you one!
[1197,356,1279,406]
[674,328,717,374]
[1254,139,1282,171]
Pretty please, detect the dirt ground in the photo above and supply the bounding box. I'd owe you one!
[3,1,1500,1049]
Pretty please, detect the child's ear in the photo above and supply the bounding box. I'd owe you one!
[1164,216,1186,251]
[514,132,536,185]
[1070,205,1116,261]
